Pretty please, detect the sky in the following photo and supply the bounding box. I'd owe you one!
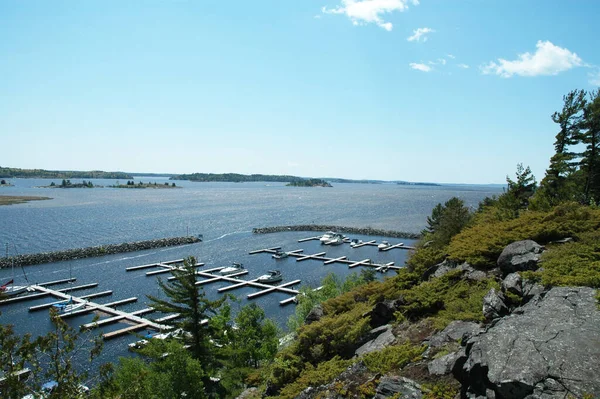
[1,0,599,184]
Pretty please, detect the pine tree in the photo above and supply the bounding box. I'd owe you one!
[146,256,226,374]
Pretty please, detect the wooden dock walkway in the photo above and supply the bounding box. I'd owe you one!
[22,284,171,340]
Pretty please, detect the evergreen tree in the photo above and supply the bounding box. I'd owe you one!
[581,90,600,202]
[146,257,226,376]
[539,89,586,205]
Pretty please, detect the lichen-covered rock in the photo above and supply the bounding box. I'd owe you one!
[354,325,395,356]
[428,351,462,376]
[370,299,404,327]
[457,287,600,399]
[482,288,508,320]
[497,240,544,275]
[502,272,523,296]
[425,260,486,281]
[304,305,324,325]
[373,376,425,399]
[428,320,483,349]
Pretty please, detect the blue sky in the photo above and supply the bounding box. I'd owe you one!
[1,0,599,184]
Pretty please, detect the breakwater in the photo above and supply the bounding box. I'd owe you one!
[252,225,421,240]
[0,236,202,268]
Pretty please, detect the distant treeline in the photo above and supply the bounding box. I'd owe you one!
[171,173,308,183]
[287,179,332,187]
[0,166,132,180]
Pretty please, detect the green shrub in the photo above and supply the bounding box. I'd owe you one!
[524,230,600,288]
[296,303,371,363]
[361,342,425,374]
[447,203,600,268]
[276,356,352,399]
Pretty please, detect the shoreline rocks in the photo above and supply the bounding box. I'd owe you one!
[0,236,202,268]
[252,225,421,239]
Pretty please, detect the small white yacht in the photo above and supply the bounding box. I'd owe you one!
[272,249,289,259]
[350,238,363,248]
[325,233,345,246]
[52,297,86,314]
[219,262,245,276]
[257,270,283,284]
[378,241,390,250]
[319,231,336,244]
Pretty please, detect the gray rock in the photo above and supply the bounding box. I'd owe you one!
[482,288,508,320]
[502,272,523,296]
[355,325,395,356]
[373,376,424,399]
[497,240,544,275]
[370,299,404,327]
[428,320,483,348]
[428,351,461,376]
[457,287,600,399]
[305,305,324,325]
[427,259,486,281]
[521,281,546,302]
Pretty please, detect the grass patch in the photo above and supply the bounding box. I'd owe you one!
[0,195,51,206]
[361,342,425,374]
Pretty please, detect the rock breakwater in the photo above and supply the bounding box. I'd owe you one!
[252,225,420,239]
[0,236,201,268]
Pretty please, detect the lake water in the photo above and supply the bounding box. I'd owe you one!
[0,177,503,381]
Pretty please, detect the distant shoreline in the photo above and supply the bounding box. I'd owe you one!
[0,195,52,206]
[252,224,421,239]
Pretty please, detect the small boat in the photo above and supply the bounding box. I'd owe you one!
[378,241,390,250]
[319,231,336,244]
[219,262,244,276]
[350,239,363,248]
[325,234,344,245]
[52,297,86,314]
[0,280,28,297]
[272,249,289,259]
[21,380,89,399]
[257,270,283,284]
[128,330,173,351]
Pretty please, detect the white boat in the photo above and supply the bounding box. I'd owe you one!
[325,233,345,245]
[319,231,336,244]
[257,270,283,284]
[219,262,244,276]
[52,297,86,314]
[21,380,89,399]
[0,281,28,297]
[272,250,289,259]
[1,243,30,298]
[378,240,390,250]
[128,330,173,351]
[350,239,363,248]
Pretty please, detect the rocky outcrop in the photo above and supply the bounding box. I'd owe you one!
[497,240,544,275]
[428,321,483,349]
[455,287,600,399]
[424,259,488,281]
[0,236,202,268]
[373,376,425,399]
[305,305,324,325]
[369,299,405,327]
[252,225,420,239]
[355,325,395,356]
[482,288,509,320]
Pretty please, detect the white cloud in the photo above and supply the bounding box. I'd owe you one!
[407,27,435,42]
[438,58,446,65]
[481,40,583,78]
[458,63,470,69]
[447,54,455,59]
[410,62,432,72]
[322,0,419,31]
[589,69,600,86]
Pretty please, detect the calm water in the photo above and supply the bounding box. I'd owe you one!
[0,178,502,381]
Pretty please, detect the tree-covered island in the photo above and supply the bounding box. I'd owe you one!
[286,178,332,187]
[110,180,179,188]
[41,179,98,188]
